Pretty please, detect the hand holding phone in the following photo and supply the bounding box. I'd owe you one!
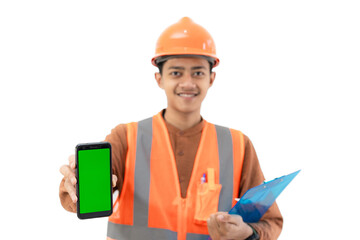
[60,155,79,204]
[60,142,117,217]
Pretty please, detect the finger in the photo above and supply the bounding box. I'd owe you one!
[207,215,221,240]
[214,212,229,224]
[217,214,233,224]
[64,178,78,203]
[215,214,237,235]
[68,155,76,169]
[218,214,243,225]
[216,216,228,234]
[71,175,77,185]
[112,174,118,188]
[60,165,77,185]
[60,165,74,178]
[207,213,217,227]
[209,213,222,230]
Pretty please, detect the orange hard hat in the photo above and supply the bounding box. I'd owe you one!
[151,17,219,67]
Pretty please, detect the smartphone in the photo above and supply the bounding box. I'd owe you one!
[76,142,113,219]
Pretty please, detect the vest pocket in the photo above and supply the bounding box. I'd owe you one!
[194,182,222,224]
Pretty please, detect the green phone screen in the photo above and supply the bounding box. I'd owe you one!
[78,148,111,214]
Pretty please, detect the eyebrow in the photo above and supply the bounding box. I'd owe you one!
[191,66,207,70]
[168,66,185,70]
[168,66,207,70]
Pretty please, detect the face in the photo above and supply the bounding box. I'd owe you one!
[155,57,216,116]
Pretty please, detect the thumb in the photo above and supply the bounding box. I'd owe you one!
[112,174,118,187]
[217,213,240,225]
[216,213,229,222]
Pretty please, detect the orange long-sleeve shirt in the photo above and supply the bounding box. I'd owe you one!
[59,111,283,239]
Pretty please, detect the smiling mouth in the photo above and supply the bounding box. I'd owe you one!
[177,93,199,97]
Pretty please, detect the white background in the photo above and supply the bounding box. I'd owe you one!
[1,0,359,239]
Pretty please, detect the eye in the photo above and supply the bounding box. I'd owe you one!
[170,71,181,77]
[193,71,205,77]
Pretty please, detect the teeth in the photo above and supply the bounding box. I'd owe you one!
[179,93,196,97]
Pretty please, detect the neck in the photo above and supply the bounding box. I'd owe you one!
[164,108,202,131]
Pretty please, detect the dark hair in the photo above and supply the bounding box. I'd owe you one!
[157,61,165,75]
[157,60,213,75]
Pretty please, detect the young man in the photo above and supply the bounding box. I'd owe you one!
[59,17,283,240]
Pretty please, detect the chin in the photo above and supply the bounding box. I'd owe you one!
[176,106,200,115]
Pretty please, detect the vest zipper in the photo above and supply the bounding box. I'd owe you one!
[178,198,187,240]
[157,114,196,239]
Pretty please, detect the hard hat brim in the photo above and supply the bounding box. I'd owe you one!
[152,53,219,68]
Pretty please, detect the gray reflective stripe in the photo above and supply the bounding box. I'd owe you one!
[107,117,177,239]
[108,221,177,240]
[133,117,153,226]
[186,232,209,240]
[215,125,234,212]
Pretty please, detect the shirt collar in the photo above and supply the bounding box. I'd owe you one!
[161,109,205,137]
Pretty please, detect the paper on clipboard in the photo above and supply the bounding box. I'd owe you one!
[229,170,300,223]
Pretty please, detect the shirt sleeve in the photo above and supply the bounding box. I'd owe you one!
[104,123,128,193]
[239,134,283,240]
[58,124,128,213]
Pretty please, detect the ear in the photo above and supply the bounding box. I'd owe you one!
[155,72,163,89]
[209,72,216,87]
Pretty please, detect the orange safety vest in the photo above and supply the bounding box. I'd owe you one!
[107,112,245,240]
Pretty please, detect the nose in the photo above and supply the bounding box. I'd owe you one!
[178,73,196,88]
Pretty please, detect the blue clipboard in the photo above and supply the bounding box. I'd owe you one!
[229,170,300,223]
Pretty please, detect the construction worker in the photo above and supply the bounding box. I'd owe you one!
[59,17,283,240]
